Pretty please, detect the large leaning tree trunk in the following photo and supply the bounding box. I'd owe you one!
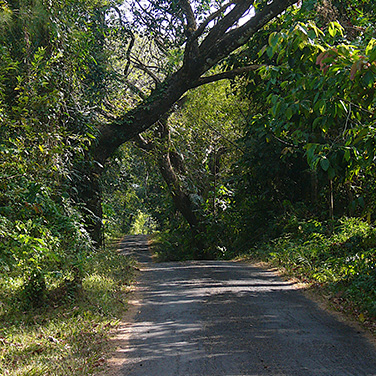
[86,0,297,244]
[135,115,207,256]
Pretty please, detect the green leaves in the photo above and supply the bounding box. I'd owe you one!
[365,38,376,61]
[320,156,330,171]
[328,21,344,38]
[255,12,376,185]
[0,0,104,299]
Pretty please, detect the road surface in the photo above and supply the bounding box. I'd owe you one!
[115,235,376,376]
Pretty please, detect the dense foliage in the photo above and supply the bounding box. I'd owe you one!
[254,217,376,321]
[101,143,162,238]
[0,0,122,306]
[223,0,376,321]
[226,0,373,236]
[0,240,134,375]
[1,0,376,356]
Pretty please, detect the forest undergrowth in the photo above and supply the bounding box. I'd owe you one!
[0,239,135,376]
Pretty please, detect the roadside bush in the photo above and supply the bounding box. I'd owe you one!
[0,240,135,376]
[254,217,376,318]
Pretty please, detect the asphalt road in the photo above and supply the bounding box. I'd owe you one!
[117,235,376,376]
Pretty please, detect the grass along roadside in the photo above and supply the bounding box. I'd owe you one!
[0,238,135,376]
[242,217,376,334]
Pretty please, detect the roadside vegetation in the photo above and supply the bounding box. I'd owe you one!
[1,0,376,373]
[243,217,376,328]
[0,240,135,376]
[143,0,376,328]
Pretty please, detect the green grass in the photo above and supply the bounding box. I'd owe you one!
[245,217,376,326]
[0,239,135,376]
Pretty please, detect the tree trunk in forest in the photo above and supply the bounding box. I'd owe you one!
[157,151,206,253]
[136,119,207,256]
[158,153,202,231]
[156,123,202,224]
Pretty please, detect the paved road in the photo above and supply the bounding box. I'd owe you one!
[118,235,376,376]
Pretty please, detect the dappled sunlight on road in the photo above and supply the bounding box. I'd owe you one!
[113,235,376,376]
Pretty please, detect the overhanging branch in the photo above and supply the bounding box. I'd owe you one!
[179,0,197,33]
[199,0,297,70]
[191,1,237,41]
[93,0,298,165]
[191,65,261,88]
[199,0,253,53]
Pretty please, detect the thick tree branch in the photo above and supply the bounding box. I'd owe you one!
[191,1,237,41]
[85,0,300,245]
[92,0,297,165]
[180,0,199,67]
[199,0,252,53]
[200,0,297,70]
[179,0,197,33]
[191,65,261,88]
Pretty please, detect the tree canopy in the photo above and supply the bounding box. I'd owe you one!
[91,0,298,164]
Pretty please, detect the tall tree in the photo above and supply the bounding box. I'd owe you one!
[85,0,298,241]
[0,0,113,292]
[93,0,297,163]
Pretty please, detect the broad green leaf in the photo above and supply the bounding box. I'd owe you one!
[328,23,336,37]
[328,22,344,37]
[320,157,330,171]
[286,107,293,120]
[369,48,376,63]
[266,46,274,59]
[365,38,376,55]
[268,32,278,47]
